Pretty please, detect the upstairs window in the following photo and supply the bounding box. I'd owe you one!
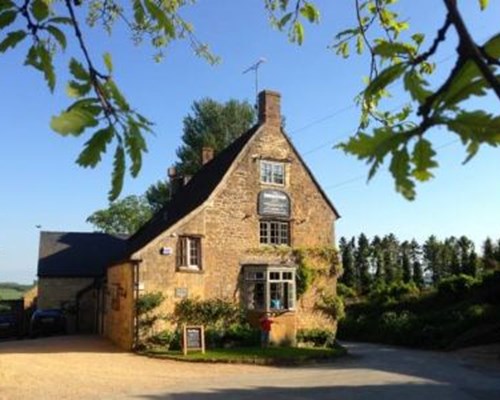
[177,236,202,270]
[260,221,289,245]
[260,161,285,185]
[245,266,296,311]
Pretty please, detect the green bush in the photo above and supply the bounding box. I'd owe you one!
[368,281,420,305]
[297,328,336,348]
[437,274,478,301]
[170,297,244,329]
[337,283,357,299]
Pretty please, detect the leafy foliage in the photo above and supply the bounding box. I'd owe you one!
[176,98,256,176]
[86,195,152,234]
[2,0,499,199]
[136,291,165,349]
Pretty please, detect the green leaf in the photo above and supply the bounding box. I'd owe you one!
[479,0,489,10]
[47,25,67,50]
[0,10,17,28]
[403,71,431,103]
[76,126,115,168]
[300,3,320,23]
[133,0,145,26]
[31,0,49,21]
[0,30,27,53]
[278,12,292,29]
[293,21,305,45]
[411,138,437,181]
[125,120,148,177]
[106,79,130,111]
[66,80,92,98]
[411,33,425,46]
[103,52,113,73]
[69,58,89,81]
[446,111,500,147]
[373,41,414,57]
[109,145,126,201]
[144,0,175,37]
[365,63,407,99]
[389,148,415,200]
[356,34,364,54]
[483,33,500,58]
[0,1,15,12]
[47,16,73,25]
[51,107,99,136]
[37,44,56,92]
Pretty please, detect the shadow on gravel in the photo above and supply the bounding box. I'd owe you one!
[135,383,500,400]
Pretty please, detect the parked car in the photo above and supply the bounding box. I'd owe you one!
[0,313,19,339]
[30,309,67,338]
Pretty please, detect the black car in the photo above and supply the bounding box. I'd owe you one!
[0,313,19,339]
[30,309,67,338]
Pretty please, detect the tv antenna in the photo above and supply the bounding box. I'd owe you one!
[243,58,267,99]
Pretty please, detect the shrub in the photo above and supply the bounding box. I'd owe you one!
[170,298,244,329]
[368,281,420,305]
[437,274,478,301]
[135,292,165,350]
[297,328,336,348]
[337,283,357,299]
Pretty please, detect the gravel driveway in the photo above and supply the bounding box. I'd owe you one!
[1,336,499,399]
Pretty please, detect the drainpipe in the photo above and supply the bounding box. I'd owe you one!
[132,259,142,349]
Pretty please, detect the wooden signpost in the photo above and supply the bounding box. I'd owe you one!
[182,324,205,355]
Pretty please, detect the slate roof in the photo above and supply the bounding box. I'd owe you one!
[126,124,260,255]
[38,231,128,278]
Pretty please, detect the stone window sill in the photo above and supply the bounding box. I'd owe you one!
[176,267,204,274]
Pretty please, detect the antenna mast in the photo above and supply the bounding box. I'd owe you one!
[243,58,267,100]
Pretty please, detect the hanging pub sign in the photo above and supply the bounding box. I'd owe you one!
[258,189,290,217]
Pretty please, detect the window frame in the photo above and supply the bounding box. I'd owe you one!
[244,265,296,312]
[260,160,285,186]
[177,236,202,271]
[259,220,290,245]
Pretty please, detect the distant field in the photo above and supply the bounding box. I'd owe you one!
[0,283,32,301]
[0,288,24,300]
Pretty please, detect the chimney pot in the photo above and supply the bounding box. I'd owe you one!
[167,166,177,178]
[258,90,281,127]
[202,147,215,165]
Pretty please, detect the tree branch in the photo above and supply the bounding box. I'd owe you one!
[412,15,451,65]
[444,0,500,100]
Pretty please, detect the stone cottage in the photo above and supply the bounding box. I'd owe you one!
[103,90,341,349]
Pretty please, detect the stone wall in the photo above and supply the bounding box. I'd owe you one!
[38,277,93,309]
[103,262,135,350]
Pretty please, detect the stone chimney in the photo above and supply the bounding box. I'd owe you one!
[201,146,215,165]
[258,90,281,127]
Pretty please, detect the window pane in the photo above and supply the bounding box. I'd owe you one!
[260,161,285,185]
[272,164,284,184]
[270,282,284,310]
[269,272,280,280]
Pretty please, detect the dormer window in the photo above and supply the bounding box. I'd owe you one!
[260,160,285,185]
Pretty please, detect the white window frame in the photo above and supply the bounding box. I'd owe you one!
[177,236,202,270]
[244,265,296,312]
[260,160,285,186]
[259,220,290,245]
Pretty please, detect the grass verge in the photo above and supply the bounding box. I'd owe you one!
[142,344,347,365]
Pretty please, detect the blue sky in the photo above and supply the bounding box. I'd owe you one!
[1,1,499,283]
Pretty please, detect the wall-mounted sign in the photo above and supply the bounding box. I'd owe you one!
[258,189,290,217]
[174,287,188,298]
[160,247,172,255]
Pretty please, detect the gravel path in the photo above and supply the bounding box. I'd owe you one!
[1,336,499,399]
